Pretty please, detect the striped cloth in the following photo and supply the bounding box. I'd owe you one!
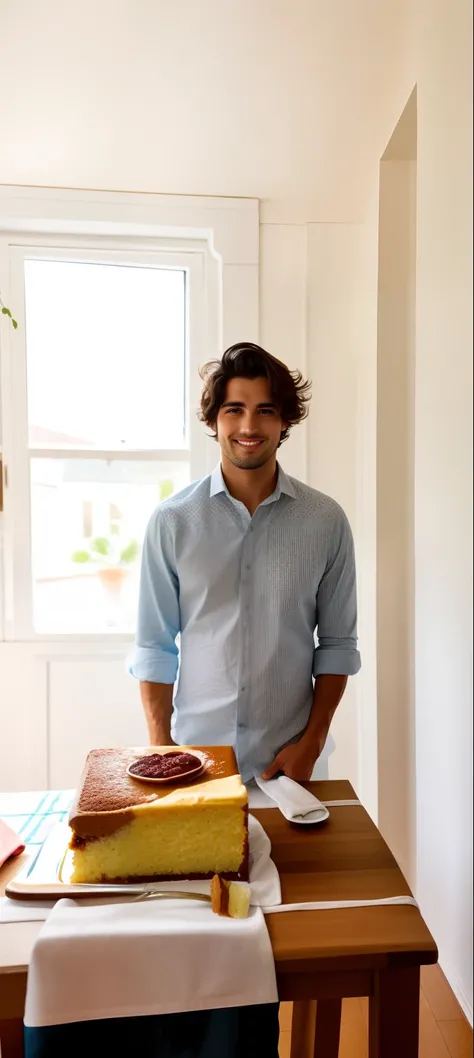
[0,790,74,856]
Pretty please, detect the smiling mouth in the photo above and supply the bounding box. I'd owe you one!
[233,439,265,449]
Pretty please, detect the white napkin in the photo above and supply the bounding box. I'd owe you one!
[24,897,278,1027]
[0,897,55,922]
[254,775,329,823]
[0,815,281,923]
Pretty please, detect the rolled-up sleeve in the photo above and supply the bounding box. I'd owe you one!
[128,509,180,684]
[313,508,361,678]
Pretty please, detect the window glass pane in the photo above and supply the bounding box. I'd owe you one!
[30,458,189,633]
[24,259,186,449]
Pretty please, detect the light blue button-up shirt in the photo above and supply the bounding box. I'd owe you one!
[130,465,361,781]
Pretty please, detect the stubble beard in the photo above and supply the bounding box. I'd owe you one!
[222,437,278,471]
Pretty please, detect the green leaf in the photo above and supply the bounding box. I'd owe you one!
[90,536,110,556]
[71,549,90,563]
[1,306,11,317]
[159,479,173,501]
[12,319,18,329]
[119,540,140,564]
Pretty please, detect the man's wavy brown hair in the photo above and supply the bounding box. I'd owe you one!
[199,342,311,446]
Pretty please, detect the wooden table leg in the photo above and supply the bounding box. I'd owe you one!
[369,966,420,1058]
[0,1017,24,1058]
[314,999,342,1057]
[291,999,342,1058]
[291,1001,317,1058]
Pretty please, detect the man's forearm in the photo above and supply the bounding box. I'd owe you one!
[303,673,348,747]
[140,681,175,745]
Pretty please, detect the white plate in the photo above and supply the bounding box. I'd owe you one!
[126,749,208,785]
[5,815,281,908]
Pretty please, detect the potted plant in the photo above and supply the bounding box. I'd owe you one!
[71,532,140,602]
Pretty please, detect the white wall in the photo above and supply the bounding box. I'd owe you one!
[377,156,417,885]
[410,0,473,1021]
[373,0,472,1020]
[261,220,378,798]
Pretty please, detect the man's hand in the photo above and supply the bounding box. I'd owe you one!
[261,730,326,781]
[262,675,349,781]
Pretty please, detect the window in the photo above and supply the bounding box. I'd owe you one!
[25,259,187,450]
[3,242,208,637]
[30,457,189,633]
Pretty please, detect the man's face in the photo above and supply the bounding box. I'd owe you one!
[215,376,285,470]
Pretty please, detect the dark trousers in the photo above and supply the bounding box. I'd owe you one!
[24,1004,280,1058]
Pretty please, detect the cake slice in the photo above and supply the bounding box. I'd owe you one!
[211,875,251,918]
[67,746,249,884]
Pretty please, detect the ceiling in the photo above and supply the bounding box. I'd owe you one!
[0,0,411,218]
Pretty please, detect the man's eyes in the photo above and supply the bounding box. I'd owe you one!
[225,408,276,415]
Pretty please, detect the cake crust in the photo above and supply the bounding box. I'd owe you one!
[69,746,245,839]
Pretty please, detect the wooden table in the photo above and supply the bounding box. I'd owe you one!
[0,780,437,1057]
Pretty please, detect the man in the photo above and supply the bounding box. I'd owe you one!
[129,342,360,1058]
[131,342,361,784]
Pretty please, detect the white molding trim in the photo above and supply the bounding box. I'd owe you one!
[0,184,260,642]
[0,185,259,265]
[436,951,473,1026]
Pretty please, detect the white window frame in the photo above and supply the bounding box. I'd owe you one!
[0,187,259,645]
[5,240,206,642]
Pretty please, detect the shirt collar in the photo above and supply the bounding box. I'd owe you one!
[276,465,297,499]
[210,463,296,501]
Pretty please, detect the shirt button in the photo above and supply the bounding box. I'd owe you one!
[246,564,251,570]
[241,686,246,692]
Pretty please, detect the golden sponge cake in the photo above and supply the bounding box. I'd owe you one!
[67,746,249,884]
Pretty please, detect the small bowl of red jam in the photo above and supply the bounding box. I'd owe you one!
[127,750,207,784]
